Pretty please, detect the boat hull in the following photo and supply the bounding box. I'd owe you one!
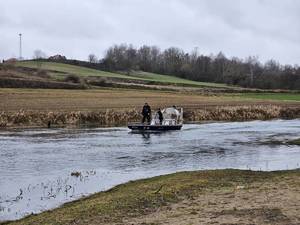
[128,124,182,131]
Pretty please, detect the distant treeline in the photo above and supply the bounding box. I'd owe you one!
[47,44,300,90]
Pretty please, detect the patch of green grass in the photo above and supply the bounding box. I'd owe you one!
[16,61,230,88]
[237,93,300,101]
[2,169,298,225]
[288,138,300,145]
[16,61,138,80]
[128,71,230,88]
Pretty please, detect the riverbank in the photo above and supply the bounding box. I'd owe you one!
[2,169,299,225]
[1,88,300,128]
[1,105,300,128]
[288,138,300,145]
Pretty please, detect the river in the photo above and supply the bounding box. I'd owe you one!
[0,119,300,221]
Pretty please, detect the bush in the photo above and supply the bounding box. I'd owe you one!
[88,77,109,87]
[35,69,51,79]
[64,74,81,83]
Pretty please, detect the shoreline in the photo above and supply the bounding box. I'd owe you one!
[1,105,300,128]
[2,169,300,225]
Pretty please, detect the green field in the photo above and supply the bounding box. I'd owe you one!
[16,61,229,88]
[17,61,138,79]
[239,93,300,101]
[127,71,229,87]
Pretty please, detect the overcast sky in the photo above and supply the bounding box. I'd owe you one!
[1,0,300,64]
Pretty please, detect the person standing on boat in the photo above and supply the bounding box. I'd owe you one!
[157,108,163,125]
[142,103,151,124]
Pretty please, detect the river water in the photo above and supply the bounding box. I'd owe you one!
[0,119,300,221]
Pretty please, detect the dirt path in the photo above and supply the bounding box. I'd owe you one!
[125,175,300,225]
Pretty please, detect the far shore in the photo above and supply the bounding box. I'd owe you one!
[0,88,300,128]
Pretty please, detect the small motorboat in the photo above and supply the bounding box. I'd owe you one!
[128,107,183,131]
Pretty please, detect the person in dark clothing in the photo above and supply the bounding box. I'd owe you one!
[157,108,163,125]
[142,103,151,124]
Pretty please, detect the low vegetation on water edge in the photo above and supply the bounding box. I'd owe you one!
[1,105,299,128]
[288,138,300,145]
[2,169,299,225]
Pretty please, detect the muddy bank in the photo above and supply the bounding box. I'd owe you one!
[1,105,300,128]
[2,169,299,225]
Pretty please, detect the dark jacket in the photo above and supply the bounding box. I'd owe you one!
[142,105,151,116]
[157,110,163,120]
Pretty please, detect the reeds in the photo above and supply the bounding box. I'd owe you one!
[0,105,299,128]
[0,109,141,127]
[185,105,299,121]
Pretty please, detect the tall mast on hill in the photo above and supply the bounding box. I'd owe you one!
[19,33,22,60]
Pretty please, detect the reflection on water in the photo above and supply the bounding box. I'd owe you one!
[0,119,300,221]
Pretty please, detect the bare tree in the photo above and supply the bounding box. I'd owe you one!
[245,56,259,87]
[88,54,98,63]
[33,49,47,60]
[33,49,47,69]
[101,44,300,90]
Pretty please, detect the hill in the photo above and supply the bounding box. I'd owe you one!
[14,61,230,89]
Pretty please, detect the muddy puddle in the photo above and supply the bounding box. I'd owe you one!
[0,119,300,221]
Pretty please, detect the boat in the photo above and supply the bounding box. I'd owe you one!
[128,107,183,131]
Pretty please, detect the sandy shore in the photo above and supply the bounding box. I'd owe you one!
[2,169,299,225]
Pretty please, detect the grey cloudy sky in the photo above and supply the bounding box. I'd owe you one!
[1,0,300,64]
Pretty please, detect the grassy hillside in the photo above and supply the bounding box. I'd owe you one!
[127,71,229,87]
[239,93,300,101]
[16,61,138,79]
[16,61,229,88]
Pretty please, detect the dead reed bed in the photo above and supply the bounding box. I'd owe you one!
[0,105,299,128]
[0,109,141,128]
[184,105,300,121]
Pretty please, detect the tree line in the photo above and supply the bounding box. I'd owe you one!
[99,44,300,90]
[34,44,300,90]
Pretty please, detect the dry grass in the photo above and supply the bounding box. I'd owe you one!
[185,105,300,121]
[0,106,300,128]
[0,88,240,112]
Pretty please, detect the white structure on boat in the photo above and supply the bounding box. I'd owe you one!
[151,107,183,125]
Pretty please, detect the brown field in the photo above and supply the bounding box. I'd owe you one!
[0,88,299,112]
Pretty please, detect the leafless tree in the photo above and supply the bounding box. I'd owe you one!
[88,54,98,63]
[33,49,47,69]
[102,44,300,90]
[33,49,47,60]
